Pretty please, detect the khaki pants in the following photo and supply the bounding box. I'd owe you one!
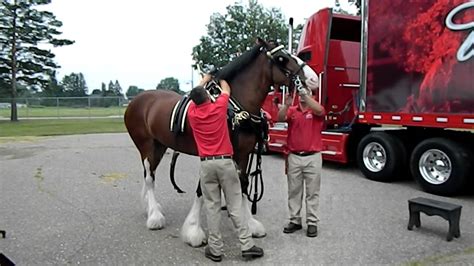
[286,152,322,226]
[199,158,254,256]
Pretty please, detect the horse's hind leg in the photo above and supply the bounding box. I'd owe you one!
[142,140,167,230]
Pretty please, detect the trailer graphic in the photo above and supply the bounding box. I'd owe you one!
[263,0,474,196]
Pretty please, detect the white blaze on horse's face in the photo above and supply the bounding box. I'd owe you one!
[293,55,319,91]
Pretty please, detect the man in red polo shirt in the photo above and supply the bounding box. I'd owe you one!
[277,86,325,238]
[187,75,264,262]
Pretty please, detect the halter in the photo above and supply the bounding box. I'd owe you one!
[263,45,307,85]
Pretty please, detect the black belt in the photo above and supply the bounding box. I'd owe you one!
[291,151,317,157]
[200,155,232,161]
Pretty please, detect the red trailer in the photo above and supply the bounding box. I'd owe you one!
[264,1,474,195]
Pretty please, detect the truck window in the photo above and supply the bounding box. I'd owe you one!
[330,17,361,42]
[298,51,311,62]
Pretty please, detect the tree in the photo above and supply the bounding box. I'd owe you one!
[42,71,64,97]
[355,0,361,15]
[0,79,10,98]
[106,80,123,96]
[192,0,301,72]
[61,72,87,97]
[156,77,184,95]
[101,82,106,95]
[126,85,144,98]
[113,80,122,96]
[0,0,74,121]
[334,0,359,15]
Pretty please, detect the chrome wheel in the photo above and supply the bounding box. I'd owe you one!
[418,149,451,185]
[362,142,386,172]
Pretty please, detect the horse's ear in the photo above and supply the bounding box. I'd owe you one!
[255,37,265,45]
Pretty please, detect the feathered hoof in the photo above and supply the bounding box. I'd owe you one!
[146,210,165,230]
[252,232,267,238]
[181,225,207,247]
[249,217,266,238]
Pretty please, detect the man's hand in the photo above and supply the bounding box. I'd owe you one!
[198,74,212,87]
[219,79,231,95]
[297,87,309,96]
[284,94,293,107]
[278,94,292,121]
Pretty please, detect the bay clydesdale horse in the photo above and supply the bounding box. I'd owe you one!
[124,38,319,247]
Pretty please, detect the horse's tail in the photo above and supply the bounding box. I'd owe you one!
[170,151,186,193]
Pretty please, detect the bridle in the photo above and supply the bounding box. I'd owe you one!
[263,44,307,92]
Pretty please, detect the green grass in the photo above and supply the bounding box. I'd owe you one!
[0,106,126,118]
[0,118,127,137]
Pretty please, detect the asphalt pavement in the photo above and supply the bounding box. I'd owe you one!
[1,133,474,265]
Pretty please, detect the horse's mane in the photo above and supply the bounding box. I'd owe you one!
[214,43,265,81]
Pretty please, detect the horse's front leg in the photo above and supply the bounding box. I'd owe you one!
[237,156,266,238]
[181,183,207,247]
[241,194,266,238]
[143,158,165,229]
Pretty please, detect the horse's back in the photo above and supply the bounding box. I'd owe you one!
[124,90,197,154]
[125,90,180,125]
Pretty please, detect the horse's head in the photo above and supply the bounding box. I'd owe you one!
[257,38,319,94]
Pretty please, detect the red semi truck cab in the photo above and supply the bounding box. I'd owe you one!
[264,1,474,196]
[266,9,361,161]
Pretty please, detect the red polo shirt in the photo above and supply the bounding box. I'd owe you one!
[188,93,233,157]
[286,105,325,153]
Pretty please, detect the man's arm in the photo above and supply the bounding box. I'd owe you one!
[219,79,231,95]
[214,79,231,111]
[198,74,212,87]
[301,94,325,116]
[277,95,292,122]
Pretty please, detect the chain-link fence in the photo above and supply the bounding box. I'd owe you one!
[0,97,129,119]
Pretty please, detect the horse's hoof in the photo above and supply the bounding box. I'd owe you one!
[146,213,165,230]
[181,227,207,247]
[252,233,267,238]
[184,236,207,248]
[188,240,207,248]
[147,221,165,230]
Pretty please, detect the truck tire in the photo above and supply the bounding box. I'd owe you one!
[410,138,472,196]
[356,132,407,182]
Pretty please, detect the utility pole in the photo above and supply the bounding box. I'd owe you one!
[191,65,194,89]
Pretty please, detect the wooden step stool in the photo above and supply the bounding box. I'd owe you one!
[407,197,462,241]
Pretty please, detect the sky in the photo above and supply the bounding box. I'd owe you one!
[45,0,356,93]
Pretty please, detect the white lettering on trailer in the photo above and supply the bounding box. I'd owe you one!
[445,2,474,62]
[358,114,365,119]
[464,118,474,124]
[391,116,402,121]
[373,115,382,120]
[413,116,423,122]
[436,117,448,123]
